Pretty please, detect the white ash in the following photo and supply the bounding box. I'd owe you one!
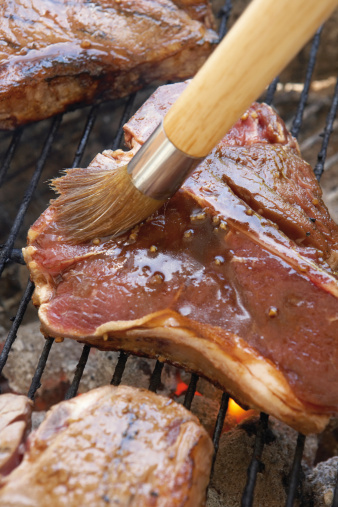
[303,457,338,507]
[207,488,224,507]
[1,320,177,408]
[31,411,46,431]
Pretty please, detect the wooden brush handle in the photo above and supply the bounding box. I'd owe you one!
[163,0,337,158]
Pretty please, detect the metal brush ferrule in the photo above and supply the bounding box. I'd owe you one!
[127,122,202,201]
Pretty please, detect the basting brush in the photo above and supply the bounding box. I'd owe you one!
[53,0,338,243]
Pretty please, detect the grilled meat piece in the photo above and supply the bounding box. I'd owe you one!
[0,394,32,478]
[0,385,213,506]
[0,0,217,130]
[23,83,338,434]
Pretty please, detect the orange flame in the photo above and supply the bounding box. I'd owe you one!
[173,374,252,431]
[227,398,249,424]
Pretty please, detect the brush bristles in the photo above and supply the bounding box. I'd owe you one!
[51,164,163,243]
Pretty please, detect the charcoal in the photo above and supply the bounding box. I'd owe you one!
[315,418,338,463]
[207,415,318,507]
[304,456,338,506]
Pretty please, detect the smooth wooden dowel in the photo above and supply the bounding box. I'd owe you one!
[163,0,338,158]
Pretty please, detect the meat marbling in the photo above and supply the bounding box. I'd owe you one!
[0,0,217,129]
[0,385,213,506]
[0,394,32,478]
[23,82,338,434]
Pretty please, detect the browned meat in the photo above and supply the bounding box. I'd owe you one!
[0,0,217,130]
[0,394,32,478]
[23,82,338,434]
[0,385,213,506]
[172,0,216,27]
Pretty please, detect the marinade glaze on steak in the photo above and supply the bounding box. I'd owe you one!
[0,0,217,130]
[23,82,338,434]
[0,386,213,507]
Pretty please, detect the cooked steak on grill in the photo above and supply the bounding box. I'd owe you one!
[23,82,338,434]
[0,394,32,478]
[0,0,217,130]
[0,385,213,506]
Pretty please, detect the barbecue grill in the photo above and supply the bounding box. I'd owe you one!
[1,1,338,505]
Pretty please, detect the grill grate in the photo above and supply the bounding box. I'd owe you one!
[0,1,338,506]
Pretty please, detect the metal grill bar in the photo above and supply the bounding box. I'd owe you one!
[0,246,25,265]
[111,352,129,386]
[265,77,280,106]
[65,344,91,400]
[241,412,269,507]
[290,27,322,138]
[112,94,136,151]
[0,279,34,376]
[333,480,338,507]
[285,433,306,507]
[148,360,164,392]
[314,74,338,180]
[211,392,230,469]
[217,0,233,40]
[183,373,199,410]
[27,337,54,400]
[0,115,62,277]
[72,105,99,168]
[0,129,22,188]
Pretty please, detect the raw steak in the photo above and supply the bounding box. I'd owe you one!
[0,394,32,478]
[23,82,338,434]
[0,0,217,129]
[0,385,213,506]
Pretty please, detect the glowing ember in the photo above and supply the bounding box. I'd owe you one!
[175,381,190,397]
[174,374,202,397]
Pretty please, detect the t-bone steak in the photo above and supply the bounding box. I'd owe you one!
[23,82,338,434]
